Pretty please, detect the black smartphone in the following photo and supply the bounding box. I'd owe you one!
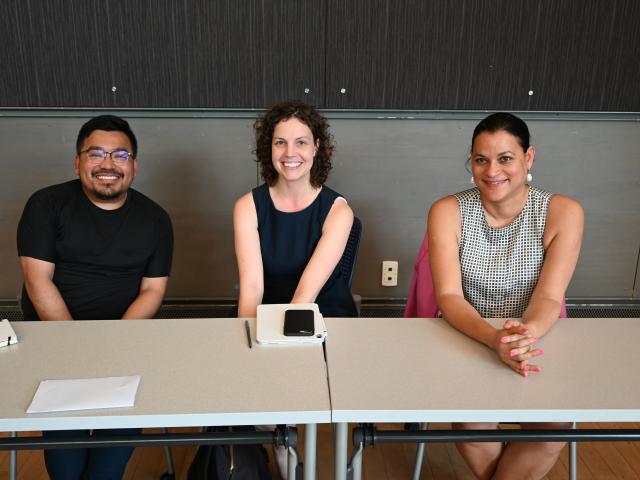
[283,309,315,336]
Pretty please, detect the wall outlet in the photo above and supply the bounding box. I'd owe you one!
[381,260,399,287]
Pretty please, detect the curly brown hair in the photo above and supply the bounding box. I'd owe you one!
[254,100,335,188]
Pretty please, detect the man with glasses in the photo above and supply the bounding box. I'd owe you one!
[16,115,173,480]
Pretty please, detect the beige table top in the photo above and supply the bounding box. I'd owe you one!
[0,318,331,431]
[325,317,640,423]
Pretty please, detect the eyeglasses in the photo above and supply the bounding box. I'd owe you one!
[79,148,134,165]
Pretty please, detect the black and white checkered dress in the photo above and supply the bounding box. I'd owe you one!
[455,186,553,318]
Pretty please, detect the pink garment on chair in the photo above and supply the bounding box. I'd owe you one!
[403,232,438,318]
[403,231,568,319]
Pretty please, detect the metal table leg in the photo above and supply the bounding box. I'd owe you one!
[161,427,175,479]
[10,432,17,480]
[412,422,428,480]
[334,422,349,480]
[351,442,363,480]
[288,446,298,479]
[570,422,578,480]
[303,423,317,480]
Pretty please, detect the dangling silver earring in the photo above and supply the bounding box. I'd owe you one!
[526,172,533,182]
[470,176,475,185]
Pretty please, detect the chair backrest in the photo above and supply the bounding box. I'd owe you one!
[338,217,362,290]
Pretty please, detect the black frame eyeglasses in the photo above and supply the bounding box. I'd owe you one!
[79,148,135,165]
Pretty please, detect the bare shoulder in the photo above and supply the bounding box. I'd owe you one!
[429,195,458,216]
[547,194,584,226]
[233,192,258,234]
[428,195,459,230]
[324,198,354,236]
[545,194,584,247]
[328,197,354,221]
[233,192,256,218]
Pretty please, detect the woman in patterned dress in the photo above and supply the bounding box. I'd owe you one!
[428,112,584,480]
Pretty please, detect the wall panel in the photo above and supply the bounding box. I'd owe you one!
[1,0,113,107]
[325,0,640,110]
[3,1,638,110]
[1,0,326,108]
[108,0,325,108]
[2,114,638,300]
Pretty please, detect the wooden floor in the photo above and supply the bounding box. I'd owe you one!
[2,423,640,479]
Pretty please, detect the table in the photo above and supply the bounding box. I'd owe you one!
[325,317,640,480]
[0,318,331,479]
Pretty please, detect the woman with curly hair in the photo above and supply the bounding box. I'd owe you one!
[234,99,357,320]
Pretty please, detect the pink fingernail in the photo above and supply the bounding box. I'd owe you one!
[538,349,544,355]
[534,367,542,372]
[523,328,529,333]
[532,337,539,342]
[510,350,517,357]
[500,337,508,344]
[524,371,529,377]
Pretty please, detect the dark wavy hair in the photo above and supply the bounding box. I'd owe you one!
[471,112,531,152]
[254,100,334,188]
[76,115,138,156]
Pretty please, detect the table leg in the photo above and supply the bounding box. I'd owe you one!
[412,422,428,480]
[334,422,349,480]
[413,443,425,480]
[161,427,175,476]
[351,442,363,480]
[288,446,298,480]
[570,422,578,480]
[10,431,17,480]
[304,423,317,480]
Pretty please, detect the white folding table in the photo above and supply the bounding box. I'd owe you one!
[325,317,640,480]
[0,318,331,480]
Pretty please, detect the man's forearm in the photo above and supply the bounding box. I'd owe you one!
[26,280,73,321]
[121,289,164,320]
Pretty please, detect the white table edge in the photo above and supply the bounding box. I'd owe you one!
[1,410,332,432]
[330,409,640,424]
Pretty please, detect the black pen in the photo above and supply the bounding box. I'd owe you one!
[244,320,253,349]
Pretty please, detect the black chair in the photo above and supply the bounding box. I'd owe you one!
[338,217,362,318]
[338,216,362,291]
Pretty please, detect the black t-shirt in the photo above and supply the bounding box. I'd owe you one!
[17,180,173,320]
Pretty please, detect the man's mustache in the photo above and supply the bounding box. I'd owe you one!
[91,169,123,178]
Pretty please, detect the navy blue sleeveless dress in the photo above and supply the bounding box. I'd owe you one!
[252,183,357,317]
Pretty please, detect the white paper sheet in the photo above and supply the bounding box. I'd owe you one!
[27,375,141,414]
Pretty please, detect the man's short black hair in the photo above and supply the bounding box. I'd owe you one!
[76,115,138,156]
